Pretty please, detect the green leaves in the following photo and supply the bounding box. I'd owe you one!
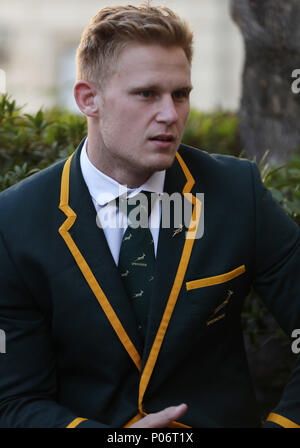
[24,109,50,135]
[0,163,39,191]
[0,93,22,121]
[0,94,87,190]
[259,151,300,225]
[183,108,241,156]
[183,109,300,225]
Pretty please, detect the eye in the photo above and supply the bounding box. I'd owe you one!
[172,89,190,100]
[138,90,154,98]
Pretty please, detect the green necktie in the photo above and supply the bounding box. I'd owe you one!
[118,191,156,339]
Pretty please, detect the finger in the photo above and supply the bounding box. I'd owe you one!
[131,403,188,428]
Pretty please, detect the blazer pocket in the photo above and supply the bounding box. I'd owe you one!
[185,265,246,291]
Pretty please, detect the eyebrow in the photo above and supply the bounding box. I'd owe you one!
[130,84,193,93]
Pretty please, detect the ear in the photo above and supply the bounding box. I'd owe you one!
[73,81,100,117]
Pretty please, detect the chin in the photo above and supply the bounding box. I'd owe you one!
[147,153,177,172]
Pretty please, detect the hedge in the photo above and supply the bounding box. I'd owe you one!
[1,94,299,228]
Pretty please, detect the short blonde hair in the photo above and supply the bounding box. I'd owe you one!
[75,3,194,85]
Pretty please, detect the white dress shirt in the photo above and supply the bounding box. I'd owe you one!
[80,138,165,265]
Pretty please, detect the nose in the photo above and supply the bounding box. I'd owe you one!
[155,95,178,125]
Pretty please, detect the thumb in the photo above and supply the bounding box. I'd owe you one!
[131,404,188,428]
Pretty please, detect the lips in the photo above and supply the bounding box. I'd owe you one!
[149,134,176,149]
[149,134,175,142]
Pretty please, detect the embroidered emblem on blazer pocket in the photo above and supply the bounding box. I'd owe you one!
[206,290,234,326]
[206,313,226,326]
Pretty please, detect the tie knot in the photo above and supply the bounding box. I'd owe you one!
[118,191,154,227]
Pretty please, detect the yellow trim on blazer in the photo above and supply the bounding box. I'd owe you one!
[66,417,87,428]
[137,152,200,429]
[266,412,300,428]
[58,153,142,372]
[186,265,246,291]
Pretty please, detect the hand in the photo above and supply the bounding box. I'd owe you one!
[129,404,188,428]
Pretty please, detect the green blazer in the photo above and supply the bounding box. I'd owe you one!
[0,140,299,428]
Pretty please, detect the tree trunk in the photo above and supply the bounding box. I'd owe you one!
[231,0,300,163]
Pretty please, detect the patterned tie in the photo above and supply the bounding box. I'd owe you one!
[118,191,155,339]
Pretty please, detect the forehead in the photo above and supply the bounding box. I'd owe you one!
[110,43,192,89]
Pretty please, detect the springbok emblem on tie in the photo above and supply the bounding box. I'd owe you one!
[123,233,132,242]
[134,253,146,262]
[133,290,144,298]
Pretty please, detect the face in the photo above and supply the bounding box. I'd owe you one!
[92,43,192,187]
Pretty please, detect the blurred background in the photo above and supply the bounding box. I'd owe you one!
[0,0,244,113]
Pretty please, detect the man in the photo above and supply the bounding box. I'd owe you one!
[0,4,299,428]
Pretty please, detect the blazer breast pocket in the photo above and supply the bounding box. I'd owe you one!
[185,265,246,326]
[186,265,246,291]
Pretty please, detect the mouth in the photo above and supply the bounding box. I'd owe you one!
[149,134,176,148]
[149,134,175,142]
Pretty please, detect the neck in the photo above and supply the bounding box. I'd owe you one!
[86,133,151,188]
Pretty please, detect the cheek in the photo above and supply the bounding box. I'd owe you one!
[101,107,126,136]
[181,104,191,124]
[101,113,141,152]
[109,105,143,131]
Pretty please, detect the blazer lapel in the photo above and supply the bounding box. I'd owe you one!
[139,149,203,415]
[143,153,189,357]
[58,141,143,371]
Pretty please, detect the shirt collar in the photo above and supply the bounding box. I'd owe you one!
[80,137,166,207]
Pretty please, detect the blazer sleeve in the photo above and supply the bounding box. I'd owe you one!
[0,231,109,428]
[249,162,300,428]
